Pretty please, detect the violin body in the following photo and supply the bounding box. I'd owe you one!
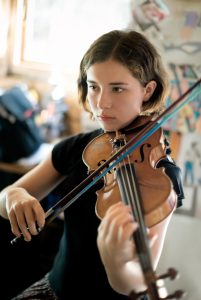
[83,116,177,228]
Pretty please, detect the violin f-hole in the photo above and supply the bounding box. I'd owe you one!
[134,143,152,163]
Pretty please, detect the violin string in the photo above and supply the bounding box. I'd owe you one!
[115,136,160,299]
[116,136,130,205]
[115,135,152,272]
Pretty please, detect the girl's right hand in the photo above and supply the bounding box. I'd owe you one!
[5,187,45,241]
[97,202,138,268]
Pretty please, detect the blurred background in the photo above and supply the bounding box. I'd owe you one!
[0,0,200,299]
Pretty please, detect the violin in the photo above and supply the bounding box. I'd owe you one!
[83,115,176,226]
[83,115,181,300]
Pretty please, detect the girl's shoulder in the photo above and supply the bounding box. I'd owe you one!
[54,129,103,151]
[52,129,103,174]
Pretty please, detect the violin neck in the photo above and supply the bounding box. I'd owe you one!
[116,163,160,300]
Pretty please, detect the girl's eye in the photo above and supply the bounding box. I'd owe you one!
[88,85,98,91]
[112,87,123,92]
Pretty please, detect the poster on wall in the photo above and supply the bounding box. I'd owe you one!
[128,0,201,135]
[176,132,201,216]
[163,78,201,133]
[129,0,201,69]
[178,132,201,186]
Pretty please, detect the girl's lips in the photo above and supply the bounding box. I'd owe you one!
[98,115,115,121]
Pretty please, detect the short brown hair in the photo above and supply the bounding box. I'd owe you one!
[78,30,169,114]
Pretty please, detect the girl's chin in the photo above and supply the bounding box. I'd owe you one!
[101,126,122,132]
[100,123,130,132]
[98,119,134,132]
[99,123,117,131]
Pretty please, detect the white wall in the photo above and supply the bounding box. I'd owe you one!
[157,213,201,299]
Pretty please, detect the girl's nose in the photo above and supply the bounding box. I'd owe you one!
[97,92,112,109]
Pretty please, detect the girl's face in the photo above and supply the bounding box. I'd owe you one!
[86,59,152,132]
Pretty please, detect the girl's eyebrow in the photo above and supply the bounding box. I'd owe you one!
[87,80,128,85]
[87,80,96,83]
[109,82,128,86]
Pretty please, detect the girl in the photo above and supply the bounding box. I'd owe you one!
[0,30,184,300]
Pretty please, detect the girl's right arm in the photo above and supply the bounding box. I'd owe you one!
[97,201,172,296]
[0,153,64,241]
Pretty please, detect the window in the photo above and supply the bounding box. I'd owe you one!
[10,0,131,80]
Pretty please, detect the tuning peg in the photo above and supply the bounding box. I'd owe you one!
[164,289,186,299]
[157,268,179,281]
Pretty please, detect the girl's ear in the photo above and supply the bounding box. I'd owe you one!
[143,80,157,102]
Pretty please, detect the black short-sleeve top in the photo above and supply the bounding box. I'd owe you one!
[48,129,184,300]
